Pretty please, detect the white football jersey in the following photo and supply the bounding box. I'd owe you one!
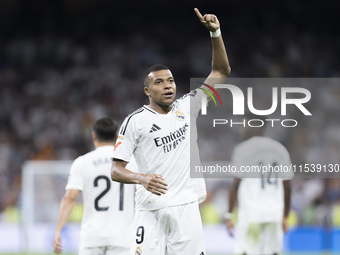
[231,136,293,223]
[65,145,136,248]
[112,89,207,211]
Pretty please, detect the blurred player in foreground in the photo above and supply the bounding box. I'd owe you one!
[111,8,231,255]
[53,117,136,255]
[226,117,293,255]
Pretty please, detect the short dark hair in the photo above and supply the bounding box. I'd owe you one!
[92,117,117,142]
[143,64,169,87]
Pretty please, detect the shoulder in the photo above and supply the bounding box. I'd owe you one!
[72,147,105,164]
[120,107,147,135]
[233,137,264,156]
[232,140,249,157]
[70,155,85,171]
[86,146,114,158]
[237,136,289,155]
[260,137,289,153]
[73,154,85,164]
[125,107,147,121]
[177,89,205,101]
[174,89,205,114]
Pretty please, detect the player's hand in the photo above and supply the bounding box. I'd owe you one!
[140,174,168,196]
[53,233,63,254]
[282,217,288,233]
[226,218,235,237]
[194,8,220,32]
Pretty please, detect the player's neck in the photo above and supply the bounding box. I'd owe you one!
[94,141,114,149]
[148,102,173,114]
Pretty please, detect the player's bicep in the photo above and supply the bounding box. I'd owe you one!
[64,189,81,201]
[111,158,131,181]
[231,178,241,190]
[111,158,128,170]
[202,72,228,97]
[280,145,294,179]
[283,180,291,189]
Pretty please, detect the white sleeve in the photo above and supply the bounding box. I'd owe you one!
[280,145,292,166]
[65,157,84,191]
[126,156,138,173]
[178,89,206,118]
[230,145,245,178]
[190,89,206,118]
[231,146,242,169]
[279,144,294,180]
[112,116,138,163]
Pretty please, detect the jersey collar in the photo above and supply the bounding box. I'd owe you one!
[143,105,175,115]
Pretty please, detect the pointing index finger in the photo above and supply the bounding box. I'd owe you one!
[194,8,203,21]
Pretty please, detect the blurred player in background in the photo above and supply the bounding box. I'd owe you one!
[111,8,231,255]
[53,117,136,255]
[226,117,293,255]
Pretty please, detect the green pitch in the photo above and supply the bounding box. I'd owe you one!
[0,253,335,255]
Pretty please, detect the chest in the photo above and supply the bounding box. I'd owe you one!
[139,108,190,154]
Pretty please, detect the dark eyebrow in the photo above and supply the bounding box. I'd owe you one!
[154,77,173,83]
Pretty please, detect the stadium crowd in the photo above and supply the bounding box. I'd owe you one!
[0,0,340,228]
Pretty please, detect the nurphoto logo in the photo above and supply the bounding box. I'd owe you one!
[199,84,312,128]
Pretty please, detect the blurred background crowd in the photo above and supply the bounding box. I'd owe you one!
[0,0,340,229]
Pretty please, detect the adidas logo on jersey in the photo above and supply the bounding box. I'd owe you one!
[149,124,161,133]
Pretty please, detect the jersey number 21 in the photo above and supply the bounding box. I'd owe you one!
[94,175,124,211]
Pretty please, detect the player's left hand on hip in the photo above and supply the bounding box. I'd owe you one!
[194,8,220,32]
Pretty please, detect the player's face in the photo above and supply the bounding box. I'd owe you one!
[144,69,177,107]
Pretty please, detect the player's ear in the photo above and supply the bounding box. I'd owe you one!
[144,86,151,97]
[92,131,97,142]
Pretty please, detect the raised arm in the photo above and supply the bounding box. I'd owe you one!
[194,8,231,91]
[111,159,168,196]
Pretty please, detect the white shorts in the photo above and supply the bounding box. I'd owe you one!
[234,222,283,255]
[131,201,205,255]
[79,246,129,255]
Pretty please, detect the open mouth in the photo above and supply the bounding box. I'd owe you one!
[163,92,173,98]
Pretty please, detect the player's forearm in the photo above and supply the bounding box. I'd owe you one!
[111,161,144,185]
[283,180,291,217]
[55,196,76,234]
[228,178,240,213]
[228,188,237,213]
[211,34,231,77]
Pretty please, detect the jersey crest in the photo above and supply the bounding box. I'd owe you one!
[135,246,142,255]
[175,110,185,121]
